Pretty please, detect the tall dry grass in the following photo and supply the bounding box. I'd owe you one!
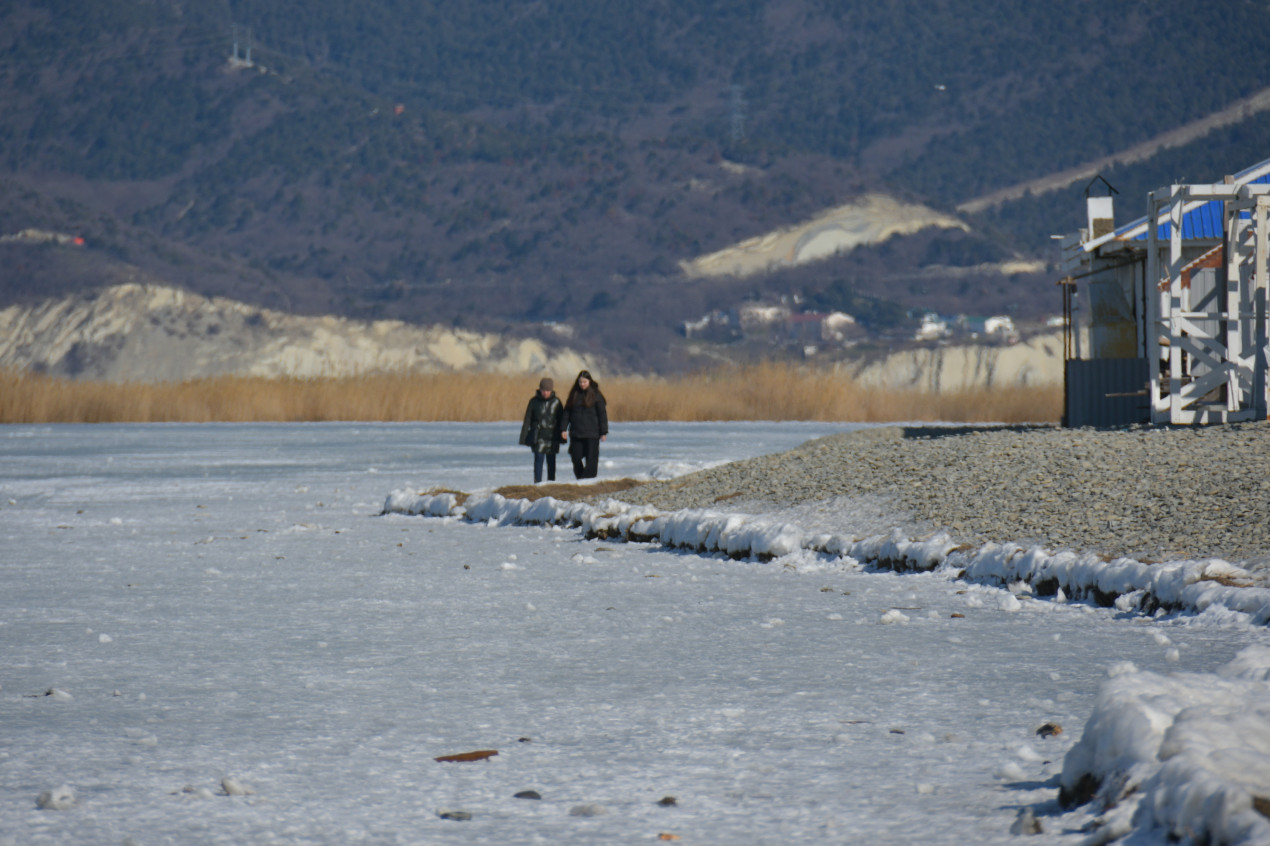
[0,366,1061,424]
[611,363,1061,423]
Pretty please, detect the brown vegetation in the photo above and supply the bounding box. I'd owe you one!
[433,750,499,763]
[0,366,1061,424]
[495,479,644,502]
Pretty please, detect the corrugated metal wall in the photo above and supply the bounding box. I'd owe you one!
[1065,358,1150,428]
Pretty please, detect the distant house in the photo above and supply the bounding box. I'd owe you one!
[1058,159,1270,426]
[680,309,736,341]
[738,303,790,332]
[915,313,949,341]
[821,311,857,342]
[955,315,1019,343]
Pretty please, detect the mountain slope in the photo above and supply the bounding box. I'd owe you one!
[2,0,1268,373]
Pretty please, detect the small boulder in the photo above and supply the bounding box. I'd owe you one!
[221,776,254,796]
[438,809,472,821]
[1009,807,1043,835]
[36,785,76,811]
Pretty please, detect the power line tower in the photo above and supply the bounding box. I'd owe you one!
[230,23,254,67]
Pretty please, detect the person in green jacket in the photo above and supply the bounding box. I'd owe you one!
[518,377,564,483]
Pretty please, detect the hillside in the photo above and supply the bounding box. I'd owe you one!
[2,0,1269,374]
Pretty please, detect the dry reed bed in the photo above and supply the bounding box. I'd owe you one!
[0,366,1061,424]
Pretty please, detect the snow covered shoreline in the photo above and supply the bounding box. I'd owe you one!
[3,420,1268,844]
[384,487,1270,844]
[382,488,1270,626]
[613,423,1270,568]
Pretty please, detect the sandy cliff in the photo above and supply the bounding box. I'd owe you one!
[0,283,596,381]
[847,332,1064,392]
[679,194,971,279]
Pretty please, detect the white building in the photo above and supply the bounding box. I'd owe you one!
[1059,161,1270,426]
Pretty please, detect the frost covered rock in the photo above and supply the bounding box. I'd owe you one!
[1059,646,1270,844]
[994,761,1026,781]
[382,488,462,517]
[36,785,76,810]
[1009,807,1042,835]
[996,592,1022,612]
[221,776,254,796]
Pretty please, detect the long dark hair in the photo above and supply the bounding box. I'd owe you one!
[565,369,603,409]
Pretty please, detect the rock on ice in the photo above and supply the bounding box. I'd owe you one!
[36,785,76,810]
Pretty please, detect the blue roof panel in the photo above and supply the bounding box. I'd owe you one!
[1107,156,1270,245]
[1146,200,1223,241]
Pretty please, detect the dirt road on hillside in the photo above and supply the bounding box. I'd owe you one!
[957,86,1270,214]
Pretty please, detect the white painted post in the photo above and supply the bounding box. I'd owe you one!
[1225,197,1244,413]
[1146,192,1165,422]
[1256,195,1270,419]
[1168,186,1188,423]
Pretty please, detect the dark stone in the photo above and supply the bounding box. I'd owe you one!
[514,790,542,800]
[1033,577,1059,597]
[1059,773,1100,809]
[438,810,472,821]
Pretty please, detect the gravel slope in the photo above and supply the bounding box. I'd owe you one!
[614,423,1270,567]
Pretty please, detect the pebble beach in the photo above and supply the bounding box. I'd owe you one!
[614,422,1270,568]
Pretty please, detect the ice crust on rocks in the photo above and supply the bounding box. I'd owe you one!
[1059,646,1270,845]
[382,489,1270,625]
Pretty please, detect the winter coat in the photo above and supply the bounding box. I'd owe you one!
[562,395,607,442]
[519,394,563,454]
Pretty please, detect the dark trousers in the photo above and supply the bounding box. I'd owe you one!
[532,451,557,483]
[569,438,600,479]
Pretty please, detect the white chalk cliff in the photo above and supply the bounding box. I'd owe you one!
[0,283,596,381]
[848,331,1065,392]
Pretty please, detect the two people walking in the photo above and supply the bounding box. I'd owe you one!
[518,370,607,482]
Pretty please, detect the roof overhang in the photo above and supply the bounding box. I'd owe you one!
[1081,156,1270,253]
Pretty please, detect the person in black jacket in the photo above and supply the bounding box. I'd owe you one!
[560,369,607,480]
[518,377,564,483]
